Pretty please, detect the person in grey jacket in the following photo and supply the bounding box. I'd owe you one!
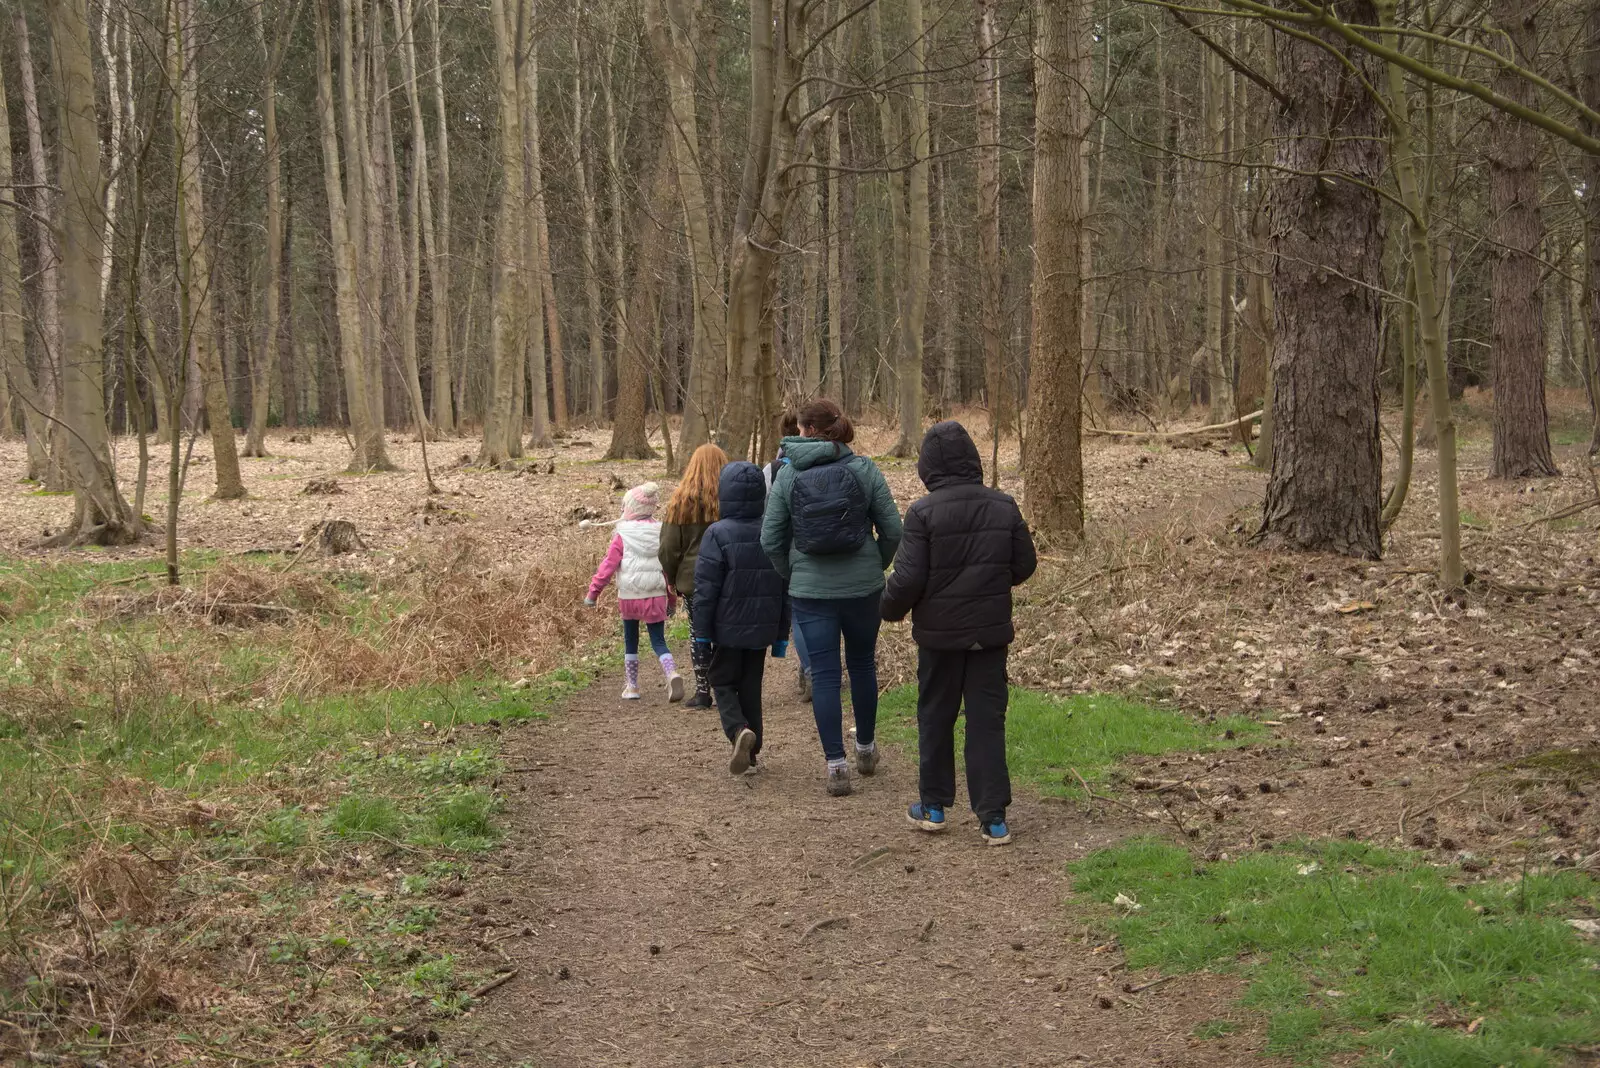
[761,398,902,797]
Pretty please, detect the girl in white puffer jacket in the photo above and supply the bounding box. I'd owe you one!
[584,482,683,701]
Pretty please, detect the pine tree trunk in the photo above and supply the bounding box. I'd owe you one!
[1022,0,1088,542]
[1488,0,1557,478]
[1258,0,1385,559]
[606,141,672,460]
[172,0,245,499]
[50,0,141,544]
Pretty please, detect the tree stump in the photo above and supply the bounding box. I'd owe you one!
[302,519,366,556]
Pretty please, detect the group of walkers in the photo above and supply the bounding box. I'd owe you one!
[583,399,1037,846]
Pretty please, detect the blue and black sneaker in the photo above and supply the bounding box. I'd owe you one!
[980,817,1012,846]
[907,802,947,833]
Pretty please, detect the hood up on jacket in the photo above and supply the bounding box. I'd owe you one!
[718,461,767,521]
[780,435,855,472]
[916,421,983,491]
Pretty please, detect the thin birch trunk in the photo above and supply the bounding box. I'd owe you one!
[521,19,551,448]
[573,41,606,420]
[16,13,61,437]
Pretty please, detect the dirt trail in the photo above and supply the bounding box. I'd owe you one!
[446,655,1280,1067]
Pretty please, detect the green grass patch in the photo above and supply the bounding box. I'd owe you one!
[878,686,1262,796]
[1070,838,1600,1065]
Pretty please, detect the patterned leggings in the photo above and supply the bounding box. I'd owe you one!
[683,594,714,698]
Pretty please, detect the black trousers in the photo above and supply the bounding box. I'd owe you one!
[917,645,1011,821]
[711,647,766,756]
[682,595,713,698]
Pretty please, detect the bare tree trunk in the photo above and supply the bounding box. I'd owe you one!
[0,58,44,465]
[172,0,245,499]
[525,32,565,437]
[603,25,629,411]
[96,1,123,311]
[890,0,930,457]
[1258,0,1385,559]
[426,0,454,433]
[375,0,430,443]
[1202,41,1231,421]
[1487,0,1557,478]
[573,39,606,421]
[646,0,725,454]
[799,77,823,398]
[606,140,672,460]
[478,0,524,465]
[1022,0,1089,541]
[521,21,551,449]
[825,79,845,399]
[16,13,62,485]
[245,2,284,457]
[49,0,141,544]
[315,0,383,471]
[976,0,1005,440]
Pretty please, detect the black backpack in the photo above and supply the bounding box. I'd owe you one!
[790,457,871,555]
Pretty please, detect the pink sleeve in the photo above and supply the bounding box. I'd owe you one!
[588,534,624,600]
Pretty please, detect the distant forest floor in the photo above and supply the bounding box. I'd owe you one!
[1,395,1597,1066]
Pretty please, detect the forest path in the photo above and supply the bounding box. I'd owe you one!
[446,655,1278,1067]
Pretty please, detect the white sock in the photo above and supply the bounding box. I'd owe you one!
[856,741,876,754]
[826,757,848,771]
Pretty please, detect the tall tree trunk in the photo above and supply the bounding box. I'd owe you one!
[825,84,845,399]
[315,0,383,470]
[1487,0,1557,478]
[1022,0,1089,541]
[646,0,725,454]
[606,140,672,460]
[0,58,45,468]
[426,0,454,432]
[50,0,140,544]
[603,26,629,412]
[1202,41,1232,422]
[891,0,930,457]
[96,1,123,310]
[478,0,525,465]
[573,40,606,420]
[16,13,62,485]
[521,21,551,449]
[524,29,565,437]
[375,0,430,442]
[172,0,245,499]
[1377,0,1459,585]
[245,1,284,456]
[799,77,824,398]
[1257,0,1385,559]
[976,0,1005,439]
[282,159,298,429]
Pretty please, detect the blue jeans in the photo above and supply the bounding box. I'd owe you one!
[792,593,881,761]
[790,607,812,674]
[623,619,669,657]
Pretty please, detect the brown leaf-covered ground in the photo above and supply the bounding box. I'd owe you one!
[3,395,1597,1064]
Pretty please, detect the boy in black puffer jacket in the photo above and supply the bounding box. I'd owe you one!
[881,421,1037,845]
[695,462,792,774]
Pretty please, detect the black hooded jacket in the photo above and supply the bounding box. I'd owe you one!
[694,462,791,649]
[880,421,1037,649]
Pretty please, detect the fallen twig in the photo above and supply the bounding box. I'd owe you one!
[799,916,850,941]
[1510,497,1600,530]
[1085,410,1262,441]
[468,969,519,1000]
[1123,974,1178,995]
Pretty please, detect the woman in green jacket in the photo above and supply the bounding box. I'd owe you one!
[761,399,902,796]
[660,442,727,707]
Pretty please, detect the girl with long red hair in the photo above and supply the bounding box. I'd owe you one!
[660,443,728,707]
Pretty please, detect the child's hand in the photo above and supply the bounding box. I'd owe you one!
[583,597,597,608]
[771,640,789,659]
